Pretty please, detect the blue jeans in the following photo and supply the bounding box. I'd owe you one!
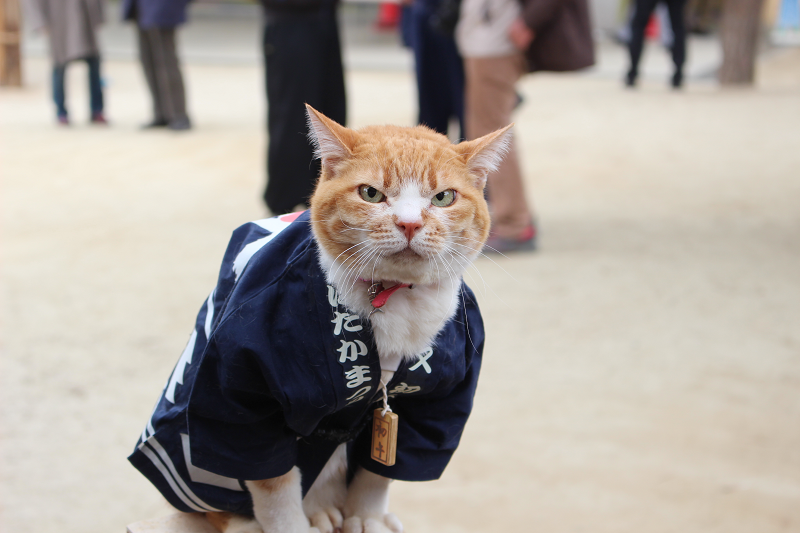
[52,55,104,118]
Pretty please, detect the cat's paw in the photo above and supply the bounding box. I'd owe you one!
[342,514,402,533]
[309,507,344,533]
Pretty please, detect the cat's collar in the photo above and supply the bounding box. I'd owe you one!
[358,279,413,311]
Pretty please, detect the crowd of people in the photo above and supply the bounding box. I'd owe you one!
[24,0,692,254]
[26,0,192,129]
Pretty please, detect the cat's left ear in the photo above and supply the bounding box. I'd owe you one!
[305,104,357,178]
[454,124,514,189]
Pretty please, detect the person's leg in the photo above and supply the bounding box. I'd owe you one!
[666,0,688,87]
[150,27,190,128]
[137,26,167,126]
[52,63,68,123]
[86,55,106,122]
[410,1,463,137]
[263,9,333,214]
[319,5,347,128]
[464,55,534,245]
[627,0,660,85]
[444,37,466,140]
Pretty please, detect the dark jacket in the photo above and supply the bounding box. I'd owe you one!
[521,0,594,73]
[128,211,485,515]
[122,0,191,29]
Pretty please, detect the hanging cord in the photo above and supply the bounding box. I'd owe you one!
[379,379,392,417]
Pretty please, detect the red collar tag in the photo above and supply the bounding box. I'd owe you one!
[369,282,412,309]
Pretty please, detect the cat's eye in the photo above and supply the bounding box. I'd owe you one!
[359,185,385,203]
[431,189,456,207]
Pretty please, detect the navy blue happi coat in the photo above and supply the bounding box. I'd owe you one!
[128,211,485,516]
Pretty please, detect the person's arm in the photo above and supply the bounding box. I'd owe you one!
[508,16,535,51]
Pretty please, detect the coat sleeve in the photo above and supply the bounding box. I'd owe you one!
[520,0,563,33]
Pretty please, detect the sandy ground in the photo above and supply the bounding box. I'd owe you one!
[2,36,800,533]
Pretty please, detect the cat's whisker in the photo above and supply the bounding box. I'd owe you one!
[459,282,481,356]
[446,235,521,286]
[344,250,373,296]
[370,250,385,288]
[349,249,384,301]
[428,255,443,300]
[445,243,514,310]
[332,241,370,266]
[428,254,462,334]
[332,252,367,297]
[333,206,370,233]
[445,245,489,300]
[338,248,367,296]
[343,246,383,301]
[457,257,489,300]
[330,241,372,285]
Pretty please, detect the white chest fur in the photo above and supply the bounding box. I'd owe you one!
[317,250,461,373]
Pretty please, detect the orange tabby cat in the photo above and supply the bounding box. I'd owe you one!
[129,105,511,533]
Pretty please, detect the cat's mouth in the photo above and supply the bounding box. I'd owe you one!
[392,247,422,260]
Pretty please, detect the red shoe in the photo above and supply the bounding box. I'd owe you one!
[91,112,109,125]
[57,114,70,126]
[483,223,537,254]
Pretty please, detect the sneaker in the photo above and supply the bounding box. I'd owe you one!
[624,70,637,88]
[91,112,108,125]
[483,223,537,254]
[168,116,192,131]
[141,118,169,129]
[671,71,684,89]
[57,114,70,126]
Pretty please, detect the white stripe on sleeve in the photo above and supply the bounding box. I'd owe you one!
[139,443,209,513]
[180,434,244,492]
[204,289,215,339]
[147,437,223,512]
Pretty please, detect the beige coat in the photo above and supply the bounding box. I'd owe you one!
[25,0,104,65]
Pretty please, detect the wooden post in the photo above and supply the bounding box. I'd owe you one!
[718,0,766,85]
[0,0,23,87]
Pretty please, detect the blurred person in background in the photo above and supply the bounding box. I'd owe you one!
[615,0,674,48]
[404,0,465,139]
[625,0,687,88]
[122,0,193,130]
[258,0,346,215]
[24,0,107,126]
[456,0,593,253]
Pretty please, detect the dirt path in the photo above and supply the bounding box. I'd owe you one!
[2,50,799,533]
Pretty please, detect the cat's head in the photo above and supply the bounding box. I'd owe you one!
[307,105,511,286]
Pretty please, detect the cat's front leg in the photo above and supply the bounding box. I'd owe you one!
[303,443,348,533]
[342,468,403,533]
[245,468,318,533]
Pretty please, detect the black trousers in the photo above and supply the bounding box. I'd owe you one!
[262,6,347,215]
[627,0,687,78]
[137,26,189,123]
[407,0,464,139]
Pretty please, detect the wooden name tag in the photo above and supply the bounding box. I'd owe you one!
[371,409,399,466]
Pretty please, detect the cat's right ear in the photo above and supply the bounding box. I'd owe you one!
[454,124,514,190]
[305,104,357,178]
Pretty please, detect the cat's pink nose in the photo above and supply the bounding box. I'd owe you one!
[397,221,422,242]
